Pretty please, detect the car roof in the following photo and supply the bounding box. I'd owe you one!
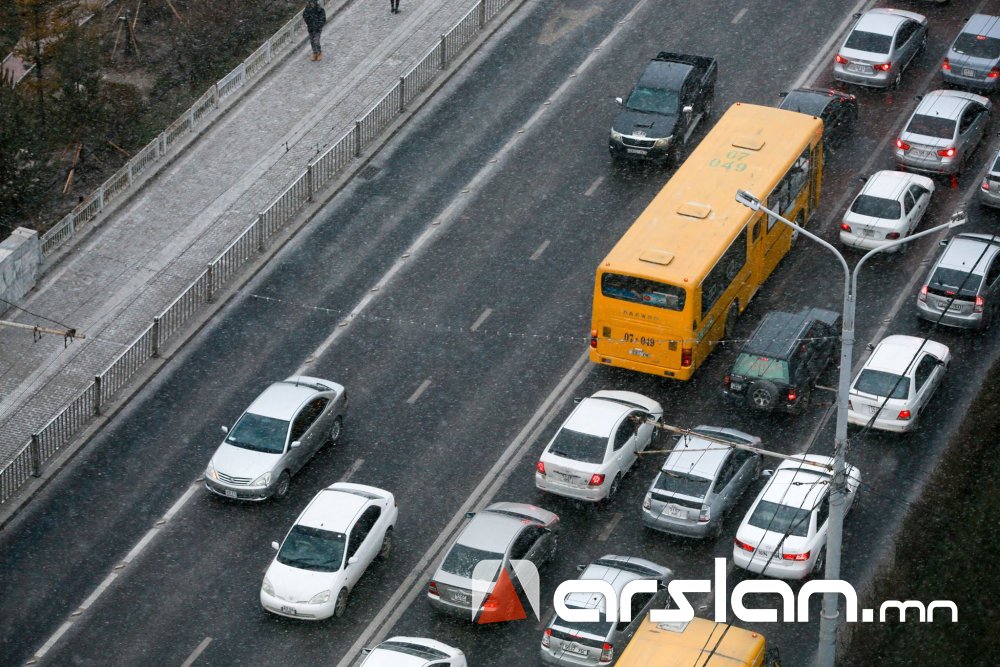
[741,308,839,360]
[562,396,630,437]
[564,556,671,612]
[860,170,930,200]
[637,58,693,91]
[456,510,525,553]
[662,426,756,479]
[246,381,319,420]
[297,486,371,533]
[867,335,949,374]
[913,90,980,122]
[938,233,1000,274]
[961,14,1000,40]
[778,88,844,116]
[762,457,833,508]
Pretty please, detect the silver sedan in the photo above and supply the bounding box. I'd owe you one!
[834,8,927,88]
[894,90,991,176]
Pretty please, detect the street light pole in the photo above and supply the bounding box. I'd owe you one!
[735,189,964,666]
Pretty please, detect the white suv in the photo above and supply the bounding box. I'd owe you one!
[733,455,861,580]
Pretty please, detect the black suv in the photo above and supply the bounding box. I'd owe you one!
[723,308,841,414]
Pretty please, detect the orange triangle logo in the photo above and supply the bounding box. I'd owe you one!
[477,566,527,624]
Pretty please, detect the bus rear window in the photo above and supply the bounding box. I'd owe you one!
[601,273,686,311]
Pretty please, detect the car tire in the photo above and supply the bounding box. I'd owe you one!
[273,471,291,500]
[327,417,343,447]
[704,94,715,120]
[670,139,687,169]
[812,548,827,577]
[891,71,902,89]
[334,587,349,618]
[747,381,778,410]
[377,527,393,561]
[609,474,622,499]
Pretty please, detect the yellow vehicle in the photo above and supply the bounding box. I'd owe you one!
[589,102,823,380]
[616,617,780,666]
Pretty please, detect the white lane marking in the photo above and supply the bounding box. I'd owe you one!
[334,351,593,667]
[470,308,493,332]
[339,458,365,483]
[790,0,874,90]
[530,240,550,261]
[180,637,213,667]
[598,512,622,541]
[584,176,604,197]
[731,7,748,24]
[30,483,200,660]
[406,379,432,404]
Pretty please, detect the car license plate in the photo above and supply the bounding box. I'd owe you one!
[729,381,743,392]
[847,63,871,74]
[909,148,932,159]
[627,148,647,155]
[225,489,237,498]
[280,605,297,615]
[451,591,471,604]
[758,549,771,558]
[963,68,975,77]
[565,643,588,656]
[665,504,687,519]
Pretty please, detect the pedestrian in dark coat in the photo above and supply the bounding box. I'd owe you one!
[390,0,400,13]
[303,0,327,60]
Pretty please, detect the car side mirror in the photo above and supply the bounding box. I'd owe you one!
[271,541,280,550]
[465,511,476,519]
[615,96,623,105]
[937,358,946,366]
[573,396,583,404]
[853,12,861,18]
[760,469,774,479]
[348,556,359,565]
[361,648,373,656]
[290,440,301,449]
[576,564,586,572]
[866,343,875,352]
[778,91,788,98]
[221,425,229,435]
[682,104,693,115]
[940,238,950,246]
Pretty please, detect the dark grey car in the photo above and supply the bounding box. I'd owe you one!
[942,14,1000,93]
[642,426,762,539]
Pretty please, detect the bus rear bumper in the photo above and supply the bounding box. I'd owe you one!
[589,349,692,381]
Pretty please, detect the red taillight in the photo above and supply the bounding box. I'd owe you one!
[600,643,614,664]
[983,178,991,192]
[589,473,606,486]
[681,347,692,367]
[698,506,711,523]
[990,67,1000,79]
[897,409,912,420]
[787,388,798,402]
[975,295,985,313]
[938,147,956,158]
[723,374,731,388]
[536,460,546,475]
[590,329,598,349]
[874,63,891,72]
[840,222,852,232]
[886,232,900,240]
[835,54,848,65]
[782,551,811,561]
[734,538,755,552]
[942,57,951,71]
[542,628,551,648]
[918,285,928,303]
[428,581,439,596]
[896,139,910,151]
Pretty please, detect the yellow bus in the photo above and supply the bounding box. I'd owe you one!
[616,617,781,667]
[589,102,823,380]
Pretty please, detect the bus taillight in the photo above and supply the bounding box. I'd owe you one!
[681,347,692,367]
[590,329,598,348]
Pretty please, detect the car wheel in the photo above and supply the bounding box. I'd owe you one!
[334,588,349,618]
[377,527,393,561]
[891,71,902,89]
[327,417,343,447]
[548,533,559,562]
[746,381,778,410]
[704,94,714,120]
[710,518,724,540]
[670,139,687,169]
[273,471,291,500]
[812,548,827,577]
[608,474,622,498]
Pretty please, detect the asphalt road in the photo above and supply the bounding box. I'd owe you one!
[1,0,997,665]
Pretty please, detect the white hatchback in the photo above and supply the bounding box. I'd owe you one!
[847,334,950,432]
[733,455,861,580]
[840,171,933,252]
[535,391,663,502]
[260,482,397,620]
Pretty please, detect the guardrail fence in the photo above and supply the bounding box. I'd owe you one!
[1,0,517,505]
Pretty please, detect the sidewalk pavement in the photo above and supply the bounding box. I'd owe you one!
[0,0,484,469]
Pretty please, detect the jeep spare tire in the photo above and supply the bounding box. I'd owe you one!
[747,380,778,410]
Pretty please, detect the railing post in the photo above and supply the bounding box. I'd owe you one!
[257,213,267,252]
[399,76,405,113]
[478,0,486,28]
[94,375,102,416]
[440,35,447,69]
[354,121,362,157]
[207,263,215,303]
[152,317,161,357]
[98,183,105,209]
[127,161,134,188]
[30,434,41,477]
[307,164,314,202]
[160,131,166,155]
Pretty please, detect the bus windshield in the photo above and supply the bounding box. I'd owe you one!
[600,273,686,311]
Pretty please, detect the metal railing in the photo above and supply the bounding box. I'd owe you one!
[1,0,518,505]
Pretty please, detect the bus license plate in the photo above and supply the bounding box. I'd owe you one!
[627,148,648,155]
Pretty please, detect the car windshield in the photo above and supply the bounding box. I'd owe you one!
[731,353,789,383]
[441,543,503,579]
[378,641,448,660]
[553,605,614,640]
[626,85,679,115]
[226,413,289,453]
[929,267,984,298]
[853,369,910,399]
[844,29,892,54]
[277,525,346,572]
[547,428,608,464]
[850,194,901,219]
[653,469,711,500]
[748,499,812,538]
[780,92,829,117]
[952,33,1000,60]
[906,114,956,139]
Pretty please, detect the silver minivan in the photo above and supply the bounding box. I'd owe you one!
[540,555,672,667]
[917,233,1000,329]
[641,426,762,539]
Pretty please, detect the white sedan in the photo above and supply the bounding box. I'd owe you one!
[360,637,467,666]
[261,482,397,620]
[847,334,949,433]
[839,170,933,252]
[535,390,663,502]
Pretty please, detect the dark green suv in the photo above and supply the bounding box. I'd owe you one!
[723,308,841,414]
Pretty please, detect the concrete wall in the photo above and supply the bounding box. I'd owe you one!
[0,228,42,317]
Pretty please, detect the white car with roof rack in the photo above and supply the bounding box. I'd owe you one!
[260,482,397,620]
